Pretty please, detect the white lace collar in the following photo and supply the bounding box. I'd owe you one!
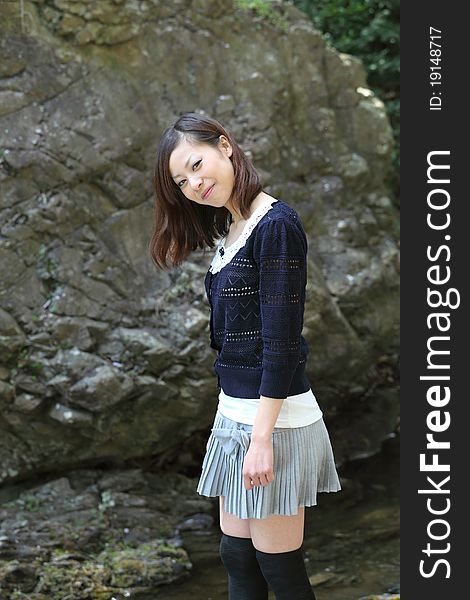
[209,199,279,274]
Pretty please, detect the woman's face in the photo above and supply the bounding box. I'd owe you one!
[169,135,235,209]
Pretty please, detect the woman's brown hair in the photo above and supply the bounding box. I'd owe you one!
[148,112,263,270]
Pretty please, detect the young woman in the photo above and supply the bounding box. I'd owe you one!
[150,112,341,599]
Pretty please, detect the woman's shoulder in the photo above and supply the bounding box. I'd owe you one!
[257,198,305,231]
[253,199,308,255]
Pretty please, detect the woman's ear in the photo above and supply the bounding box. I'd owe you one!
[219,135,233,157]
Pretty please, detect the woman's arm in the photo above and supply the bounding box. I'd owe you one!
[244,213,308,490]
[251,395,284,442]
[242,395,284,490]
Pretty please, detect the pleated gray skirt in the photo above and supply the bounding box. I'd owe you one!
[196,410,342,519]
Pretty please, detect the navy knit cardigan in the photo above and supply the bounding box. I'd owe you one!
[205,199,311,399]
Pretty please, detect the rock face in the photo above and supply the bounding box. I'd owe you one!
[0,0,399,484]
[0,468,210,598]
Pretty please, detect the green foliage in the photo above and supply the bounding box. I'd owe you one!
[10,346,44,380]
[98,490,116,512]
[235,0,289,30]
[17,492,43,512]
[292,0,400,198]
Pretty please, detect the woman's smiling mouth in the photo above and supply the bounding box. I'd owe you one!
[202,184,214,199]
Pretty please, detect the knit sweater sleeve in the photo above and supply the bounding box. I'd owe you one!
[253,214,308,399]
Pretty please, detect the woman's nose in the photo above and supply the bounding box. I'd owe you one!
[189,176,203,191]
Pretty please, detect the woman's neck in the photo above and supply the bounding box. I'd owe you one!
[229,191,275,225]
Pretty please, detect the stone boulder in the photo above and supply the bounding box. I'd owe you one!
[0,0,399,483]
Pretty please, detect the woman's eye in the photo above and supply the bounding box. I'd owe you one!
[176,160,200,187]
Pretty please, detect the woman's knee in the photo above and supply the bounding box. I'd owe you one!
[219,496,251,537]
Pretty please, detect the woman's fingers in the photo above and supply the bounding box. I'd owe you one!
[265,471,275,484]
[243,472,275,489]
[243,473,254,490]
[260,472,275,486]
[242,442,275,489]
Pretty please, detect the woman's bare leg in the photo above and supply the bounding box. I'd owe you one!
[249,506,305,552]
[219,496,305,549]
[219,496,251,537]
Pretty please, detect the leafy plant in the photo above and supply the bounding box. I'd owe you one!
[293,0,400,199]
[235,0,290,29]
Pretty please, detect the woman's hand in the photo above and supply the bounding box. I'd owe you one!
[242,437,275,490]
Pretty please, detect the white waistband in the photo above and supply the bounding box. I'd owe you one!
[217,387,323,428]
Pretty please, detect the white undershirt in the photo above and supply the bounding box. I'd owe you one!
[217,387,323,428]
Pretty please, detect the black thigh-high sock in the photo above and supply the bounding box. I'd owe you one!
[219,533,269,600]
[255,545,316,600]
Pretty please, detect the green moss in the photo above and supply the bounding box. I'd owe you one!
[17,492,43,512]
[98,489,116,511]
[1,537,191,599]
[10,591,48,600]
[10,347,44,378]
